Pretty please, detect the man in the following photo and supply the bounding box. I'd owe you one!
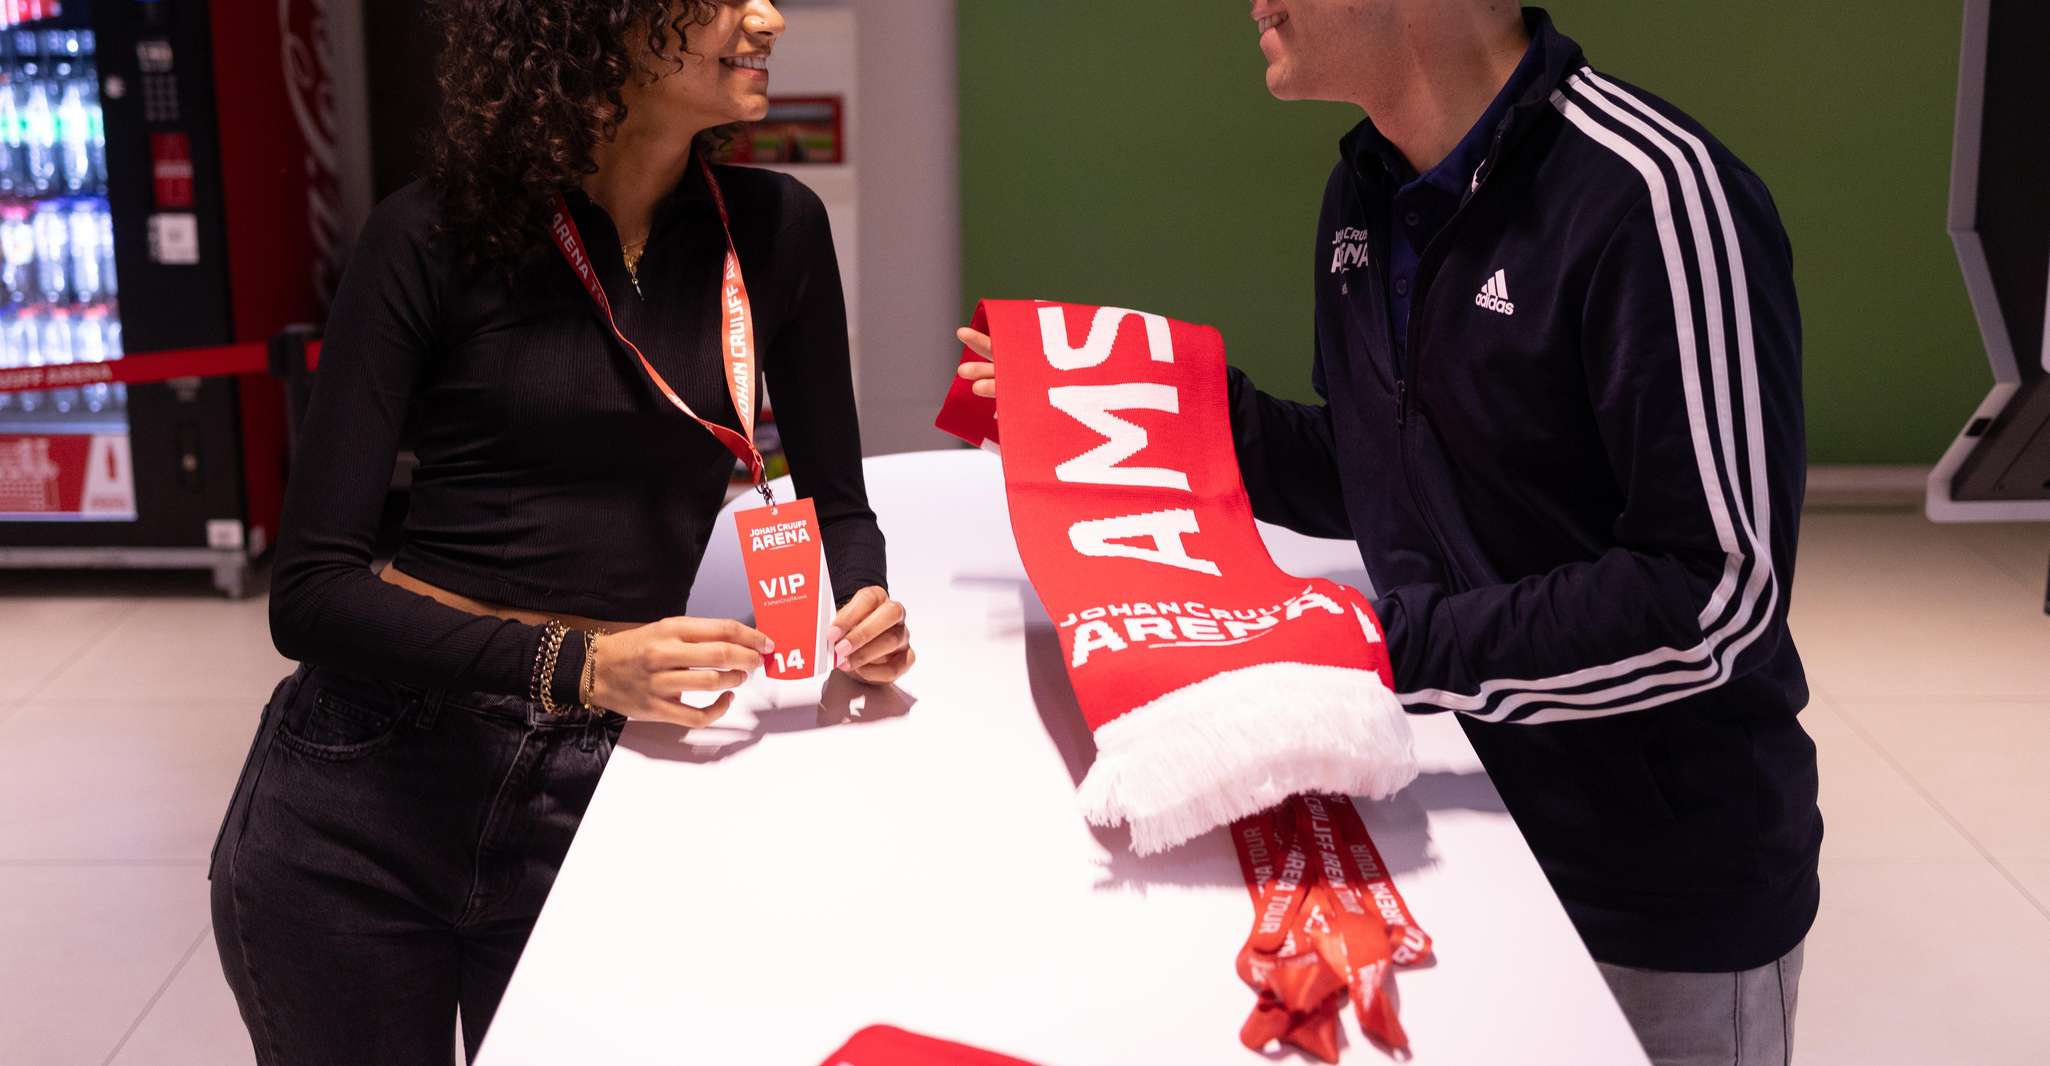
[958,4,1819,1063]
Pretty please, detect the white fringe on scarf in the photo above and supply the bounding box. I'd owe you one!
[1076,662,1418,856]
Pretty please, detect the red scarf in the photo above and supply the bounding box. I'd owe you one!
[938,300,1417,854]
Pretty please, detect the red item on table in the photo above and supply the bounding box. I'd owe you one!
[1231,795,1434,1061]
[1328,789,1434,968]
[935,300,1418,855]
[820,1026,1038,1066]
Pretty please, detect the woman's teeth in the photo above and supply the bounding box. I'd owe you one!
[723,55,768,71]
[1257,13,1288,34]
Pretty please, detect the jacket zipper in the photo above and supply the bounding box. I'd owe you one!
[1390,122,1510,588]
[1399,122,1507,427]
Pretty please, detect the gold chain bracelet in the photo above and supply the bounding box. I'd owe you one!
[527,628,551,705]
[578,628,603,716]
[536,620,571,716]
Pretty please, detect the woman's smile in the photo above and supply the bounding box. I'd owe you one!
[721,51,770,80]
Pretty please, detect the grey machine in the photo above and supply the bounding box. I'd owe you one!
[1928,0,2050,611]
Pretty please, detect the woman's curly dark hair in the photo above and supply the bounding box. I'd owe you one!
[427,0,729,268]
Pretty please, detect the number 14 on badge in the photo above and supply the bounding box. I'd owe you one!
[735,497,825,680]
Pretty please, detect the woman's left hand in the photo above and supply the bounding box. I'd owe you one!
[828,586,914,685]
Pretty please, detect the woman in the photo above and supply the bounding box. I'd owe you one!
[208,2,911,1062]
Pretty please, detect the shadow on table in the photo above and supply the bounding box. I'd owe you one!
[617,671,917,765]
[998,579,1498,891]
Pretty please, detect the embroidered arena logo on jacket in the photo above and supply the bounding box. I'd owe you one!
[1329,226,1371,275]
[1474,268,1515,316]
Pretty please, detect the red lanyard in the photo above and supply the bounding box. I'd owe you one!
[1323,791,1433,966]
[1230,795,1432,1059]
[546,157,772,504]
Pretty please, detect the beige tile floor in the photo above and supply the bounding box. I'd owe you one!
[1,510,2046,1065]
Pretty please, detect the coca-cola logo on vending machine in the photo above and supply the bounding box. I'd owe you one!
[279,0,346,304]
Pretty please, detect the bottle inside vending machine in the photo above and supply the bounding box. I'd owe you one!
[0,4,130,524]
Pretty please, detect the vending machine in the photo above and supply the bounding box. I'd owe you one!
[0,0,367,595]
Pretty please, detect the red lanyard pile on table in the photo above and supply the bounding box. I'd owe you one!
[1230,794,1433,1062]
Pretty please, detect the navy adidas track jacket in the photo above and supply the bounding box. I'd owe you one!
[1227,11,1820,972]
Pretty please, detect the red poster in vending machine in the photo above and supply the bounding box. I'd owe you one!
[0,0,364,594]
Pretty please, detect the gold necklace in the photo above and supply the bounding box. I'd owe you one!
[621,236,649,294]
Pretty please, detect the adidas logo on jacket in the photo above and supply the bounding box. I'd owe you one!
[1474,269,1515,315]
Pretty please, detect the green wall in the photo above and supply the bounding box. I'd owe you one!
[958,2,1987,465]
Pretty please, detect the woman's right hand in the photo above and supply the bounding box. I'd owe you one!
[589,617,773,726]
[955,327,996,398]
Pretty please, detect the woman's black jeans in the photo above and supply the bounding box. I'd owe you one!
[208,664,621,1065]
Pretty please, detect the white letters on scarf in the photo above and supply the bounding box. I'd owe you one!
[1039,305,1176,370]
[1041,308,1215,570]
[1048,384,1190,490]
[1068,510,1223,577]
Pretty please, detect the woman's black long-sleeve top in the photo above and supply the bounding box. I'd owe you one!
[269,162,887,702]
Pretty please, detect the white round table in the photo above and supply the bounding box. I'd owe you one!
[475,450,1649,1066]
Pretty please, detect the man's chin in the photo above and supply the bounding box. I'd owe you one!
[1264,66,1302,101]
